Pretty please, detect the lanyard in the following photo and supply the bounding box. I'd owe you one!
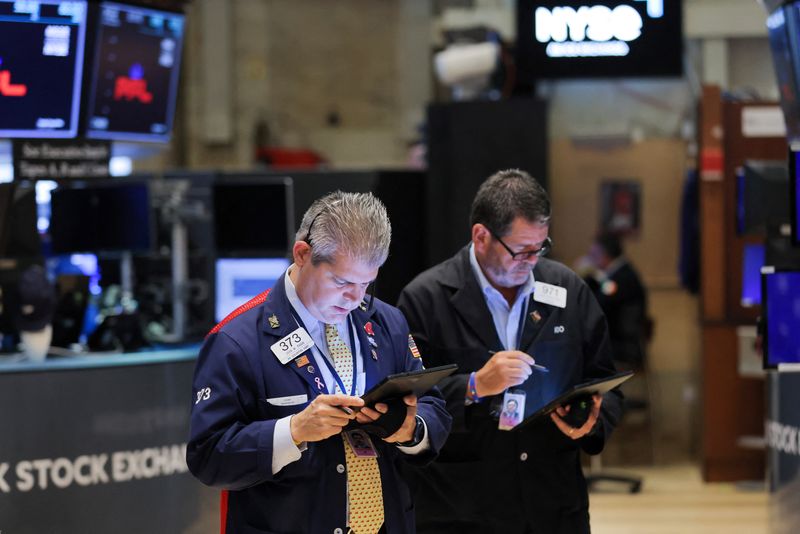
[512,296,530,350]
[288,308,358,396]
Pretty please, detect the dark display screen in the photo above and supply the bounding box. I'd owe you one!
[0,0,87,138]
[763,270,800,368]
[85,2,184,142]
[49,182,151,254]
[213,179,293,255]
[736,160,789,236]
[516,0,682,79]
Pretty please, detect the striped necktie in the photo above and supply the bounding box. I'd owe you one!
[325,323,384,534]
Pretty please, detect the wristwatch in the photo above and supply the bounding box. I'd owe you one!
[397,415,425,447]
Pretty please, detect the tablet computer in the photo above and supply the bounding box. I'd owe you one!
[515,370,633,430]
[360,364,458,405]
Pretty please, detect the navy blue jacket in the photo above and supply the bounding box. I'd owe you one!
[187,273,452,534]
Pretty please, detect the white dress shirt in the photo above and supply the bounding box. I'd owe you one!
[468,244,536,351]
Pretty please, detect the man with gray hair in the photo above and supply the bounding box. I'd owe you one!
[188,191,451,534]
[398,170,623,533]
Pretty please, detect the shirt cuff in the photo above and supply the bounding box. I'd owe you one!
[272,415,306,475]
[396,416,430,455]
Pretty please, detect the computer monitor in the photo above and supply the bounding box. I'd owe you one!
[741,243,765,307]
[736,160,789,236]
[84,2,184,142]
[762,268,800,369]
[214,258,290,323]
[213,176,294,256]
[0,0,87,138]
[49,180,152,255]
[0,183,41,258]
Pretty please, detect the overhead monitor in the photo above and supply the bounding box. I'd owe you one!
[767,6,800,143]
[215,258,290,323]
[213,176,294,256]
[741,243,765,307]
[49,180,152,255]
[516,0,683,79]
[762,268,800,369]
[736,160,789,236]
[0,0,87,138]
[84,2,184,142]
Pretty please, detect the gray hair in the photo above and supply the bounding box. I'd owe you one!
[470,169,551,236]
[295,191,391,267]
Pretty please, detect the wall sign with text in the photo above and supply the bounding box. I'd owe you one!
[517,0,683,79]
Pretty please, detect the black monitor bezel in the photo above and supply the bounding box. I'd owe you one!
[212,174,295,258]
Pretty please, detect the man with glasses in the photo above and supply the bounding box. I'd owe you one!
[397,169,622,534]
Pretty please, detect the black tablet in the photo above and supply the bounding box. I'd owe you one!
[360,364,458,406]
[515,370,634,429]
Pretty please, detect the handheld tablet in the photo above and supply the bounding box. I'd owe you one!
[515,370,633,430]
[360,364,458,406]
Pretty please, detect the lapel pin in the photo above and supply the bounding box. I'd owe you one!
[295,355,310,368]
[364,321,374,336]
[359,301,368,311]
[371,348,378,361]
[307,365,315,374]
[368,337,378,348]
[268,314,280,329]
[530,310,542,324]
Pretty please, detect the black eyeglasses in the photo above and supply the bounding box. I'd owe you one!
[489,231,552,261]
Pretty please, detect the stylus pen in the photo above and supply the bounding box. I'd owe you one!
[488,350,550,373]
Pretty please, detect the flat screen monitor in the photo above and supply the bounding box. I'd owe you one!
[215,258,290,323]
[516,0,683,80]
[49,180,152,254]
[84,2,184,142]
[0,0,87,138]
[0,183,41,258]
[767,6,800,143]
[736,160,789,236]
[741,243,765,307]
[213,176,294,256]
[762,268,800,369]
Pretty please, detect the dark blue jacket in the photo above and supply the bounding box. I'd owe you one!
[187,273,451,534]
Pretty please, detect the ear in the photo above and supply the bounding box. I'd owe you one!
[472,223,491,254]
[293,241,312,267]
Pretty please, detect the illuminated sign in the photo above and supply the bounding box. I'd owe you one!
[0,62,28,97]
[517,0,682,78]
[114,64,154,103]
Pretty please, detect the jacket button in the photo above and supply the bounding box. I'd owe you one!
[334,529,343,534]
[336,464,345,473]
[520,452,528,461]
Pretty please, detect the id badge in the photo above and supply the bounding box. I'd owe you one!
[270,327,315,364]
[344,429,379,458]
[498,390,526,431]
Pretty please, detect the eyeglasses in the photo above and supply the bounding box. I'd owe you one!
[489,230,552,261]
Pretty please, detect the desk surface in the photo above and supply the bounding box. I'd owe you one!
[0,345,199,374]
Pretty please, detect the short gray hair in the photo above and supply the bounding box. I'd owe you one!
[470,169,551,236]
[295,191,391,267]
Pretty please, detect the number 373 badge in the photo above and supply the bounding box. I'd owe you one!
[270,327,315,364]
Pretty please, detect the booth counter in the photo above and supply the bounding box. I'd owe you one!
[0,347,218,533]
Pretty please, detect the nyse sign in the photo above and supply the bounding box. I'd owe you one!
[535,0,665,58]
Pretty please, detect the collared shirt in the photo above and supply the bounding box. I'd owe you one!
[469,244,536,351]
[272,266,428,474]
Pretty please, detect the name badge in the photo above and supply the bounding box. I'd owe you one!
[266,394,308,406]
[271,328,315,364]
[534,281,567,309]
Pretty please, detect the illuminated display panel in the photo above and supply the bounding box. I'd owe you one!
[85,2,184,142]
[0,0,87,138]
[516,0,682,79]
